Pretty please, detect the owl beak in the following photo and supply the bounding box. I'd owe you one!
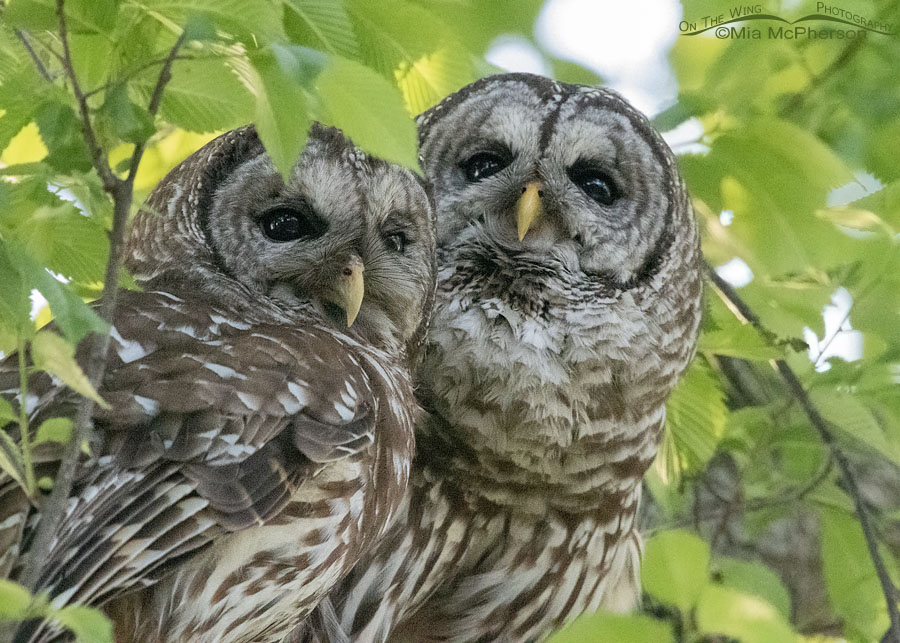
[517,182,543,241]
[332,255,365,327]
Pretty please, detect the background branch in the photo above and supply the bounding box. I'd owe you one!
[82,53,202,99]
[779,33,866,117]
[706,264,900,643]
[53,0,117,192]
[14,30,52,82]
[18,0,184,591]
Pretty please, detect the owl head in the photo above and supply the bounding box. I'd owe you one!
[416,74,703,457]
[417,73,696,293]
[126,124,436,358]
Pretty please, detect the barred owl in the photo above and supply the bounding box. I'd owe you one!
[308,73,703,642]
[0,124,436,642]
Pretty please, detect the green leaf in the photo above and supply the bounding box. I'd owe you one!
[699,324,783,361]
[739,276,834,344]
[69,34,115,94]
[4,242,107,343]
[182,12,218,41]
[34,101,94,173]
[316,56,418,169]
[546,612,674,643]
[822,509,892,640]
[641,529,710,611]
[811,388,899,463]
[0,579,33,620]
[140,0,284,44]
[3,0,57,30]
[394,44,475,117]
[652,93,714,131]
[159,59,254,133]
[5,0,118,34]
[106,10,164,75]
[10,199,109,286]
[0,23,27,83]
[0,242,32,336]
[30,330,108,408]
[714,557,792,620]
[99,84,156,145]
[658,360,728,483]
[52,605,114,643]
[0,67,47,156]
[849,180,900,228]
[0,397,16,424]
[680,117,856,279]
[283,0,360,58]
[867,116,900,183]
[33,417,74,445]
[771,429,828,484]
[248,48,312,181]
[133,57,254,134]
[805,481,856,515]
[345,0,476,113]
[816,206,897,238]
[696,585,796,643]
[549,58,603,89]
[66,0,119,34]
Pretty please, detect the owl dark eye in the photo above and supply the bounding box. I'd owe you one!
[385,231,408,253]
[460,151,509,182]
[568,165,619,206]
[259,206,324,242]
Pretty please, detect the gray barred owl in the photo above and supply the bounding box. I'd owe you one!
[0,124,436,642]
[307,73,703,642]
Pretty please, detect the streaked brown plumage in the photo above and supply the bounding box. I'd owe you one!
[0,124,435,642]
[300,73,703,642]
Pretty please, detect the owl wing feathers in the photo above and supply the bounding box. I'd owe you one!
[1,289,379,609]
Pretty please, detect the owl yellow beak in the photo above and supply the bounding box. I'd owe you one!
[517,182,543,241]
[331,256,365,327]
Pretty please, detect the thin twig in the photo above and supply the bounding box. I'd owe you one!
[53,0,118,192]
[16,337,35,497]
[83,53,200,99]
[706,264,900,642]
[14,30,52,82]
[19,0,184,592]
[811,307,852,369]
[779,2,895,119]
[126,32,185,185]
[779,33,866,117]
[25,30,66,66]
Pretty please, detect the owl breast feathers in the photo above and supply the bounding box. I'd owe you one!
[0,124,436,642]
[300,73,703,643]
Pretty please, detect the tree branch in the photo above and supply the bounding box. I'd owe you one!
[125,32,185,186]
[779,33,866,117]
[83,52,201,99]
[14,30,53,82]
[16,337,35,497]
[19,1,184,592]
[54,0,118,192]
[706,264,900,642]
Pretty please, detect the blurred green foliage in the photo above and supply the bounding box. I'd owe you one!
[0,0,898,640]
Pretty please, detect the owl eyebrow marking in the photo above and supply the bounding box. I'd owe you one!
[252,196,318,222]
[196,126,265,283]
[537,85,572,151]
[200,205,238,283]
[380,211,414,234]
[456,139,514,171]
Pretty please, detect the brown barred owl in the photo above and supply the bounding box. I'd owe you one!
[0,124,436,642]
[305,73,703,642]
